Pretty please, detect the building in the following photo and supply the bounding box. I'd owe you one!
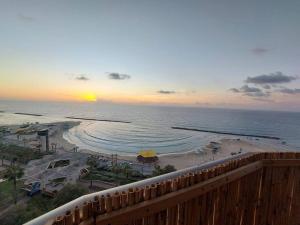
[37,129,49,152]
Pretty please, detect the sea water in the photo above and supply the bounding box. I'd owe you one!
[0,100,299,154]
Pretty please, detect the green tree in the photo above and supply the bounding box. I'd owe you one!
[163,165,176,173]
[111,163,122,175]
[87,157,98,168]
[152,165,163,176]
[122,163,132,178]
[4,165,24,204]
[53,184,88,207]
[152,164,176,176]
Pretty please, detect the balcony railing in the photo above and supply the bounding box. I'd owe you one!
[25,152,300,225]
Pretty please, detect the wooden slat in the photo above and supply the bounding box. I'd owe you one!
[263,159,300,167]
[65,211,73,225]
[256,166,273,225]
[47,153,300,225]
[74,206,81,225]
[289,166,300,225]
[95,161,263,224]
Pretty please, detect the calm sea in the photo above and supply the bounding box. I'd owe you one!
[0,100,300,154]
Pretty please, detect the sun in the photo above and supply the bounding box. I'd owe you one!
[81,93,97,102]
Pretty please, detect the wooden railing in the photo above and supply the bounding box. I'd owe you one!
[29,152,300,225]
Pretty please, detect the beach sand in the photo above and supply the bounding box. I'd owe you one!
[48,121,286,170]
[157,138,276,169]
[74,137,282,170]
[49,121,79,152]
[1,121,285,170]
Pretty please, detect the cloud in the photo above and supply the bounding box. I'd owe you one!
[229,88,240,93]
[75,75,89,81]
[157,90,176,94]
[244,92,270,97]
[251,48,269,55]
[230,85,261,93]
[108,72,131,80]
[240,85,261,93]
[278,88,300,94]
[245,72,297,84]
[262,84,271,89]
[18,13,35,22]
[229,85,270,97]
[230,71,299,101]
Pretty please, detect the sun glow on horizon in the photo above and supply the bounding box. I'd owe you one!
[80,93,98,102]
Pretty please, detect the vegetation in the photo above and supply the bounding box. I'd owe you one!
[86,156,98,168]
[86,156,145,185]
[0,143,48,164]
[122,163,131,178]
[0,184,88,225]
[86,157,176,183]
[84,167,145,185]
[53,184,87,207]
[0,180,24,208]
[152,165,176,176]
[4,165,24,204]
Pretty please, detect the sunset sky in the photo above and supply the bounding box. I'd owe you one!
[0,0,300,111]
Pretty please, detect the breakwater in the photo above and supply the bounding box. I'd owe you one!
[171,126,280,140]
[14,112,43,116]
[65,116,131,124]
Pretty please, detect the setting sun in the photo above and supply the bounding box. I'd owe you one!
[81,93,97,102]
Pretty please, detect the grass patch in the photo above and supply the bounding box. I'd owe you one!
[0,143,50,164]
[0,180,24,208]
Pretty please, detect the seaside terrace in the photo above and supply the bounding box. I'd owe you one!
[25,152,300,225]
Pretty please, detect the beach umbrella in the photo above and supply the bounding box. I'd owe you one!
[137,150,158,163]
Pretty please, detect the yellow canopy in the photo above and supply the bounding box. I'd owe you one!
[138,150,156,158]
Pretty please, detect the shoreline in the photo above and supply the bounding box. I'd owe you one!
[1,119,292,170]
[60,122,287,170]
[74,138,286,170]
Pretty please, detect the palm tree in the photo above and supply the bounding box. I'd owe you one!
[122,163,132,178]
[4,165,24,204]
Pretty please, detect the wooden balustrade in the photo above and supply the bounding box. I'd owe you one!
[49,152,300,225]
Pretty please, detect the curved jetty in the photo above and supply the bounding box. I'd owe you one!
[65,116,131,124]
[15,112,43,116]
[171,126,280,140]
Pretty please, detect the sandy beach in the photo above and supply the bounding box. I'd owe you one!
[157,138,279,169]
[53,122,285,170]
[0,120,287,171]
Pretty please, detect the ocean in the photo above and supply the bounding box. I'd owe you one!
[0,100,300,154]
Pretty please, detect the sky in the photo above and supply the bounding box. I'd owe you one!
[0,0,300,111]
